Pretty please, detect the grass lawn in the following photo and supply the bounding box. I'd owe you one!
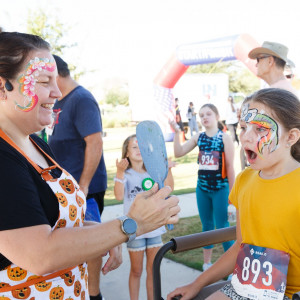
[103,126,241,205]
[161,216,229,271]
[103,126,199,206]
[103,126,240,270]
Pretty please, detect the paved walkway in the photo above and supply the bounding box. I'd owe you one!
[100,193,202,300]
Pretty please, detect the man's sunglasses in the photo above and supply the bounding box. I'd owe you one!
[256,56,271,63]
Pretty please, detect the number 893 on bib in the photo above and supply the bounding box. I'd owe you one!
[231,243,290,300]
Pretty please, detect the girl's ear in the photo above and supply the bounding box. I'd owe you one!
[0,77,7,100]
[287,128,300,147]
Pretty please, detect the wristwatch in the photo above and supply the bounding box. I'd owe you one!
[117,216,137,243]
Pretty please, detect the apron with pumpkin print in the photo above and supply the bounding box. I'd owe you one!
[0,130,89,300]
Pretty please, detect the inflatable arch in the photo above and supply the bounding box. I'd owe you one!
[152,33,259,141]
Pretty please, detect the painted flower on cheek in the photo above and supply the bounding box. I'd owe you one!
[15,57,55,112]
[23,75,36,97]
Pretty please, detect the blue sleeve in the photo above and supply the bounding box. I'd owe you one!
[72,91,103,138]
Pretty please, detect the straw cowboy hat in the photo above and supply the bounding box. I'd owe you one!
[248,41,289,63]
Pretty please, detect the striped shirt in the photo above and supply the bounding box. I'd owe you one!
[197,130,228,191]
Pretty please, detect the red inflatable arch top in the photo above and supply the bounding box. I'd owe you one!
[152,33,259,141]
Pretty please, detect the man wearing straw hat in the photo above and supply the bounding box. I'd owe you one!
[248,41,298,96]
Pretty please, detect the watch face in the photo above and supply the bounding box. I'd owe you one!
[123,218,137,235]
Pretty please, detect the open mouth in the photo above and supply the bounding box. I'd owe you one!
[245,149,257,162]
[41,103,54,110]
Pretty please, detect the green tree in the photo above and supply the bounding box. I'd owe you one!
[27,9,70,55]
[188,60,260,96]
[26,9,84,80]
[105,88,129,107]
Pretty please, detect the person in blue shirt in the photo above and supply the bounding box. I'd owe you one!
[48,55,108,300]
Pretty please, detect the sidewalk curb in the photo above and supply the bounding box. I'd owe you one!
[100,193,200,299]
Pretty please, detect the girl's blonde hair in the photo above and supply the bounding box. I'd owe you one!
[121,134,146,170]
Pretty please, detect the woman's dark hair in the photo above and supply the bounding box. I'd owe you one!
[0,31,50,80]
[243,88,300,162]
[53,54,70,77]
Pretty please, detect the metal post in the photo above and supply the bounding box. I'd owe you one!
[153,241,176,300]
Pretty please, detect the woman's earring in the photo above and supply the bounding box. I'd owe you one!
[5,80,13,92]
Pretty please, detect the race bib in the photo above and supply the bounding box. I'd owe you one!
[198,151,219,171]
[231,243,290,300]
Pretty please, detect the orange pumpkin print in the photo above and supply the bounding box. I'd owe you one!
[60,271,75,287]
[56,193,68,207]
[7,266,27,281]
[0,297,12,300]
[69,205,77,221]
[27,276,51,291]
[59,179,75,194]
[78,264,85,279]
[55,219,67,229]
[76,194,84,207]
[49,286,64,300]
[84,273,88,289]
[73,280,81,297]
[81,291,85,300]
[0,282,11,288]
[35,280,52,292]
[11,286,31,299]
[73,219,80,227]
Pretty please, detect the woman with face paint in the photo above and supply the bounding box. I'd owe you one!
[0,31,180,299]
[168,88,300,300]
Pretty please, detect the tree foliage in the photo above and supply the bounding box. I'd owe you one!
[105,88,129,107]
[27,9,70,55]
[187,60,260,96]
[26,9,83,80]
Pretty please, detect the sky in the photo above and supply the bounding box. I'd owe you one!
[1,0,300,98]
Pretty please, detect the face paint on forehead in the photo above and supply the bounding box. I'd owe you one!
[241,102,279,155]
[240,103,258,122]
[15,57,56,112]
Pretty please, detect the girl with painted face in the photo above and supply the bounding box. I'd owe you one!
[0,32,180,299]
[170,103,235,272]
[167,88,300,300]
[114,134,174,300]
